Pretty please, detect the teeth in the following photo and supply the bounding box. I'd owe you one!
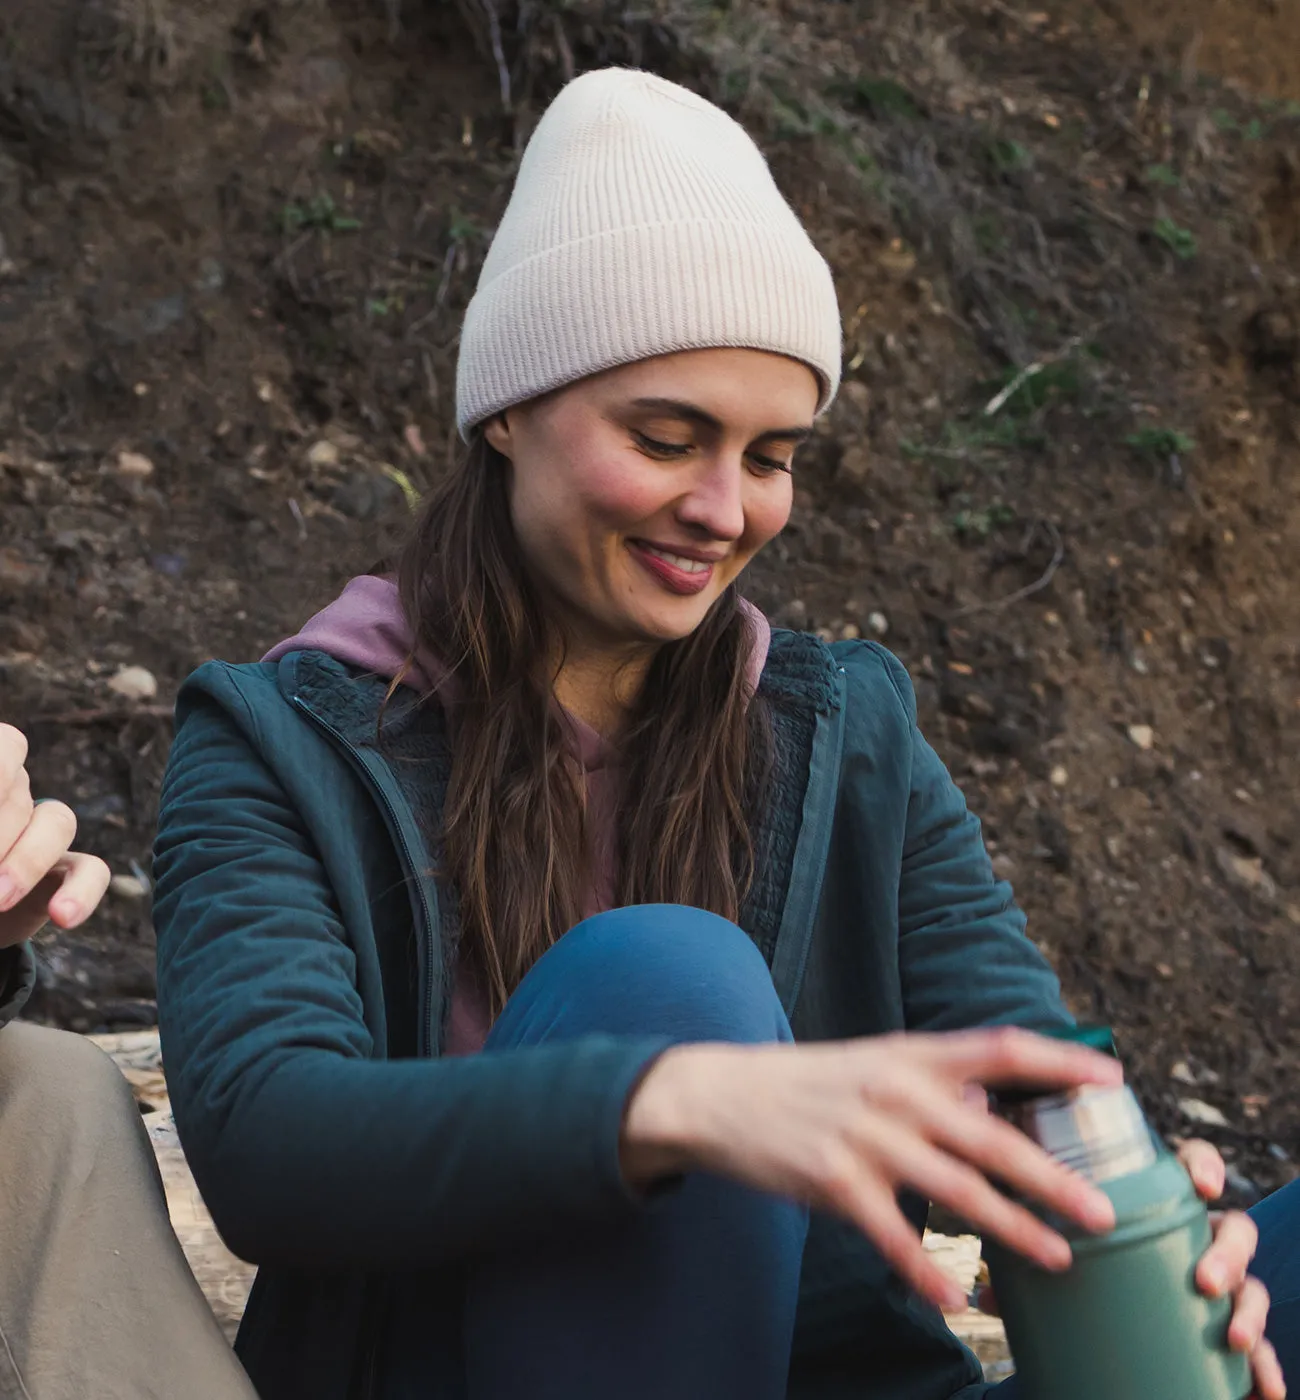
[642,545,711,574]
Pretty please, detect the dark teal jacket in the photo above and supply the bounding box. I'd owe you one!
[149,631,1071,1400]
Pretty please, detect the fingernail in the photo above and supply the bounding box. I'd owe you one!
[1083,1193,1116,1231]
[1203,1262,1227,1294]
[1045,1237,1073,1271]
[0,874,16,911]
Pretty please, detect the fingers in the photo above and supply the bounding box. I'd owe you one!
[0,723,29,792]
[829,1170,968,1313]
[1198,1211,1259,1298]
[0,798,77,913]
[48,852,111,927]
[914,1090,1116,1235]
[917,1026,1125,1095]
[889,1134,1075,1273]
[1178,1138,1227,1202]
[1248,1336,1286,1400]
[0,752,34,861]
[1228,1276,1271,1352]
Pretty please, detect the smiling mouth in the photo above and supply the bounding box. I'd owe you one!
[636,544,715,574]
[627,540,724,596]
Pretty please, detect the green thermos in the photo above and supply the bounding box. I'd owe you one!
[983,1043,1251,1400]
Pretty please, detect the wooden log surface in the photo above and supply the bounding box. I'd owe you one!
[91,1030,1012,1371]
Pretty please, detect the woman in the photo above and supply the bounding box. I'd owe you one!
[143,70,1291,1400]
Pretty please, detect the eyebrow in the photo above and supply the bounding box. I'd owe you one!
[629,397,813,444]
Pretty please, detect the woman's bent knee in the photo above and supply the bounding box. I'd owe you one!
[490,904,790,1047]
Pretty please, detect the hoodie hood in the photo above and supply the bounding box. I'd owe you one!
[264,574,773,765]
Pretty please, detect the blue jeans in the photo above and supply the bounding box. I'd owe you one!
[463,905,1300,1398]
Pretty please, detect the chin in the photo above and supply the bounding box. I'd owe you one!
[627,597,717,645]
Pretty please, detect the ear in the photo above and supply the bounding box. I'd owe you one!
[483,411,513,459]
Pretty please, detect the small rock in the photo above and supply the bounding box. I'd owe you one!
[115,450,155,480]
[1268,1143,1291,1163]
[194,257,225,293]
[109,874,149,900]
[773,598,808,630]
[867,611,889,636]
[1127,724,1155,751]
[1215,846,1278,902]
[962,692,997,720]
[107,665,159,701]
[1155,962,1174,979]
[331,470,403,521]
[1178,1097,1230,1129]
[815,626,835,643]
[839,622,861,640]
[1049,764,1069,788]
[1170,1060,1198,1086]
[1104,835,1125,862]
[991,853,1017,879]
[307,440,340,468]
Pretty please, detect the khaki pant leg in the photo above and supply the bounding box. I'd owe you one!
[0,1023,258,1400]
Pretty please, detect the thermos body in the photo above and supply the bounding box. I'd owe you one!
[983,1081,1252,1400]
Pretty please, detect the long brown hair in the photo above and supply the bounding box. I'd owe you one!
[395,432,771,1015]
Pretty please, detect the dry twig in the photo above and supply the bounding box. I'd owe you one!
[949,520,1066,618]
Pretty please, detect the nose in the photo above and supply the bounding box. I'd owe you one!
[674,453,746,542]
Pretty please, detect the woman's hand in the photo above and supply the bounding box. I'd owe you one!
[1178,1139,1285,1400]
[621,1026,1123,1311]
[0,724,110,948]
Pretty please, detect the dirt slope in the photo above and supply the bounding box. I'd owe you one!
[1,0,1297,1199]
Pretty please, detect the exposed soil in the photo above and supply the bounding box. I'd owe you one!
[1,0,1298,1201]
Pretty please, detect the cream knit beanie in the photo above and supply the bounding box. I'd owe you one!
[455,68,842,438]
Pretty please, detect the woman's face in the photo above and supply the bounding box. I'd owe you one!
[485,348,819,655]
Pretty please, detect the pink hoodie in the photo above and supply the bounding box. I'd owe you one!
[264,574,771,1054]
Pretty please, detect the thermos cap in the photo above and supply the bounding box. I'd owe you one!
[1004,1084,1159,1185]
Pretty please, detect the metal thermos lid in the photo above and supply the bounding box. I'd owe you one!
[1003,1084,1159,1185]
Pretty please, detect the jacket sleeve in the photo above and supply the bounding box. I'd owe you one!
[0,943,35,1029]
[152,686,670,1271]
[876,649,1072,1035]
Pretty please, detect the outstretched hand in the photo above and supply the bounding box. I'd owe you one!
[622,1026,1123,1312]
[0,724,110,949]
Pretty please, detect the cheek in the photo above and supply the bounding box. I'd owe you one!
[568,456,674,533]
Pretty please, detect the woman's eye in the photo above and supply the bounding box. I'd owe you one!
[748,452,792,475]
[633,431,692,458]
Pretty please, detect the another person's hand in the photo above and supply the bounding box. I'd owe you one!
[0,723,110,948]
[1178,1138,1285,1400]
[621,1026,1123,1311]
